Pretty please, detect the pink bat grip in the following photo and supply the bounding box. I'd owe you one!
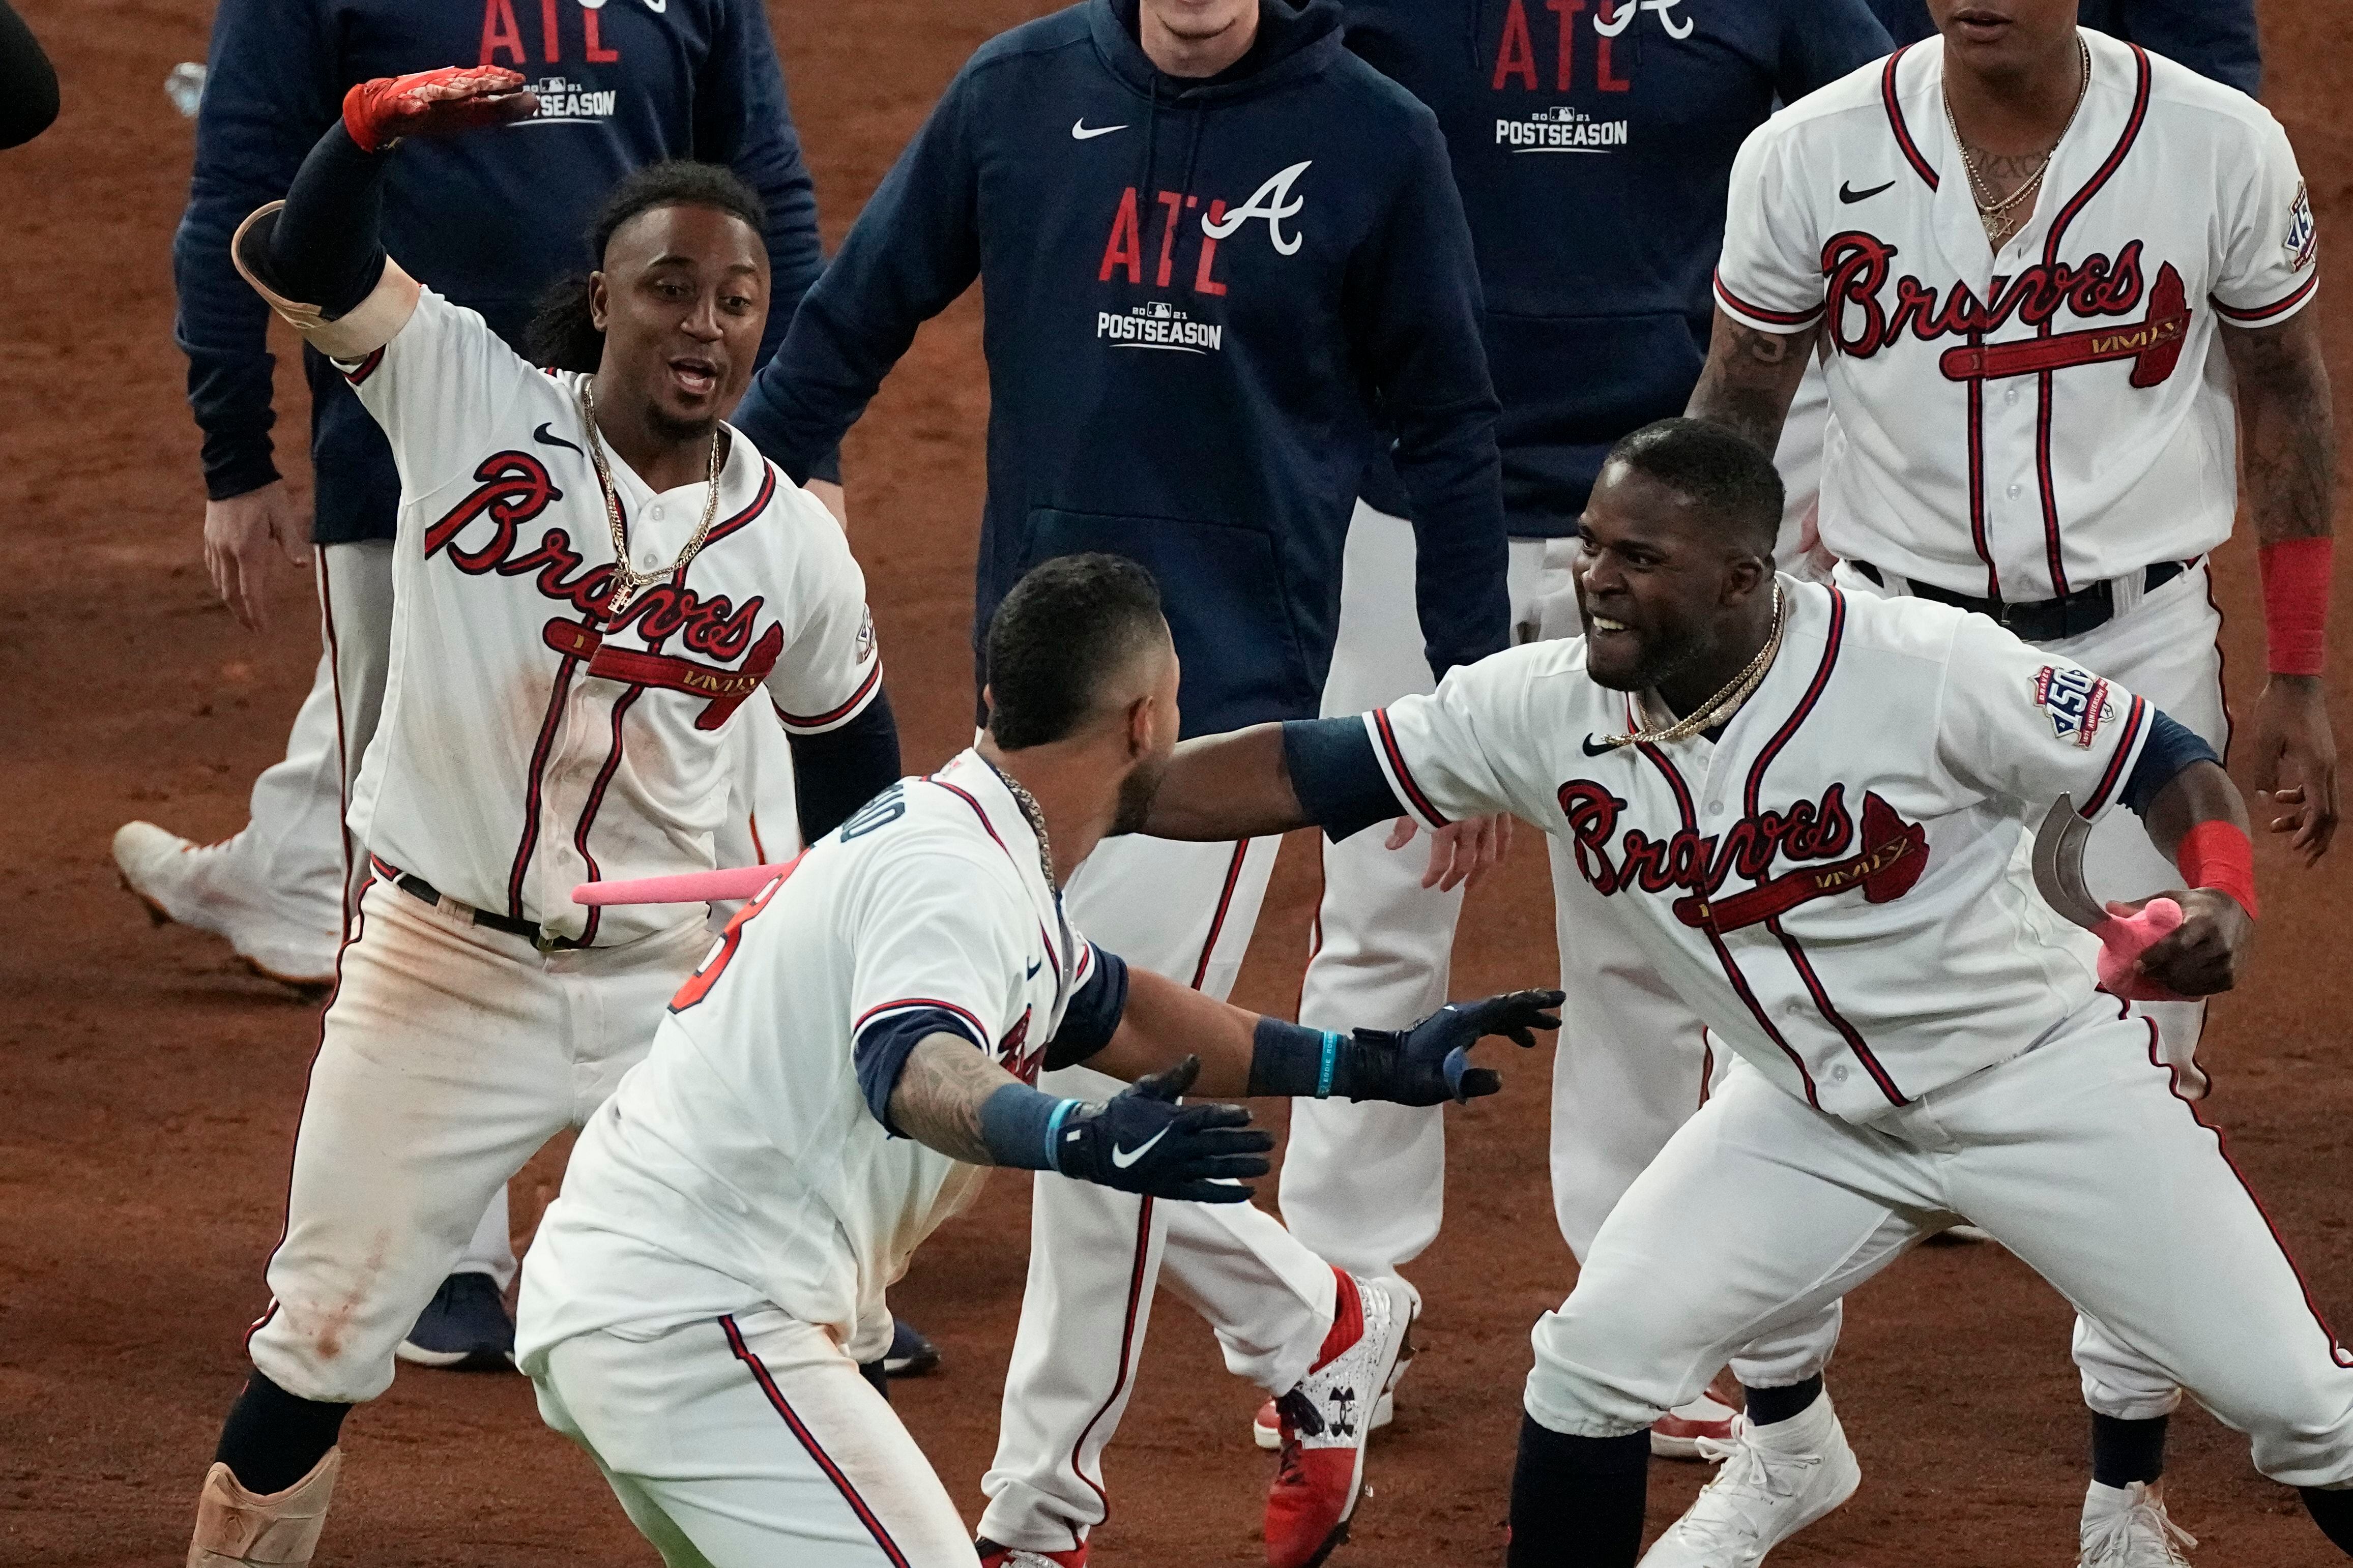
[2093,897,2188,1002]
[573,859,801,907]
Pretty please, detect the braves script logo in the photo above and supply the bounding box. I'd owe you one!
[2031,665,2115,749]
[1820,233,2192,389]
[1558,781,1929,932]
[424,452,775,727]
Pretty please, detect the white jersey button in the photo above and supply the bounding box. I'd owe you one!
[1832,1064,1850,1083]
[650,505,666,520]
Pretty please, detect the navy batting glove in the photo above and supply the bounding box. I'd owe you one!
[1052,1056,1273,1203]
[1351,989,1564,1105]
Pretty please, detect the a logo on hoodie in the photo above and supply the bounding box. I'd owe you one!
[1096,161,1313,320]
[1202,161,1312,256]
[1098,300,1224,354]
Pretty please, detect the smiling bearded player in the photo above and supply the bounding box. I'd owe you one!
[1135,419,2353,1568]
[182,69,901,1567]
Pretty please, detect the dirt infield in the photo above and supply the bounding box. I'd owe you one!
[1,1,2348,1563]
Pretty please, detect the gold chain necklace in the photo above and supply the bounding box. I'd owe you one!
[577,379,724,620]
[1603,583,1787,749]
[984,757,1059,893]
[1943,35,2090,246]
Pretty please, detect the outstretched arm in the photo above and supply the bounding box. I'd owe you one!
[2221,311,2337,865]
[1684,309,1819,455]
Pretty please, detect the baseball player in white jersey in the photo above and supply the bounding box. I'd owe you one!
[1690,2,2337,1554]
[180,71,904,1568]
[515,553,1562,1567]
[1140,419,2353,1567]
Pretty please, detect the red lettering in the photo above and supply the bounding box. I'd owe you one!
[1820,231,1894,357]
[1492,0,1538,90]
[1544,0,1584,90]
[479,0,526,65]
[540,0,560,62]
[1099,188,1143,284]
[1558,781,1625,894]
[1596,1,1631,91]
[424,452,558,565]
[1193,201,1229,295]
[1153,190,1184,288]
[583,6,618,63]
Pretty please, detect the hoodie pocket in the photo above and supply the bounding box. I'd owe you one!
[1022,508,1317,731]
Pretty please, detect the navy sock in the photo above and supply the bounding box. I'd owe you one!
[1506,1417,1648,1567]
[2303,1486,2353,1555]
[214,1371,350,1495]
[1742,1374,1823,1428]
[2090,1413,2167,1488]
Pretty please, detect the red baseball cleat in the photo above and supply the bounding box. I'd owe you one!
[1263,1272,1411,1568]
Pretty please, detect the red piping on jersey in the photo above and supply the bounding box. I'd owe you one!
[2140,1017,2353,1368]
[1373,708,1450,828]
[719,1315,915,1566]
[319,550,356,939]
[1633,738,1822,1109]
[2204,566,2236,762]
[507,636,585,920]
[2078,694,2148,816]
[1737,590,1908,1108]
[1712,271,1824,327]
[1188,842,1253,991]
[2031,43,2154,600]
[341,346,385,387]
[1881,46,1939,191]
[2214,271,2318,323]
[778,658,883,732]
[923,775,1013,859]
[569,687,642,945]
[1964,333,2000,599]
[852,996,992,1048]
[695,463,778,551]
[1697,1028,1715,1111]
[1063,1195,1156,1534]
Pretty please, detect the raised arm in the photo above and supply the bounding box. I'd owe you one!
[2221,310,2337,864]
[1141,722,1316,842]
[1684,309,1819,455]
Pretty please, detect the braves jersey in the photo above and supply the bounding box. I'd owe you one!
[516,750,1113,1365]
[1713,32,2318,601]
[339,287,881,944]
[1364,580,2154,1119]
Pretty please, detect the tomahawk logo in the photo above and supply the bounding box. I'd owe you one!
[1203,161,1312,256]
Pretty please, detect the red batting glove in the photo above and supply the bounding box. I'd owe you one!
[342,66,538,154]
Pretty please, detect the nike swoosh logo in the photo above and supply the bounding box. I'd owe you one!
[1071,119,1128,140]
[1110,1125,1171,1169]
[532,422,584,456]
[1838,179,1896,204]
[1582,734,1620,757]
[1026,958,1043,979]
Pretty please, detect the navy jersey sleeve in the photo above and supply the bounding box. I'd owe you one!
[2113,0,2261,95]
[731,63,983,482]
[1348,110,1509,679]
[1778,0,1894,103]
[1042,942,1132,1071]
[173,0,338,502]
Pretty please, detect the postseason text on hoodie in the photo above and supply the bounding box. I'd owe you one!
[734,0,1509,736]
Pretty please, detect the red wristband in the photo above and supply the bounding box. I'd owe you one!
[2177,820,2258,920]
[2258,537,2333,677]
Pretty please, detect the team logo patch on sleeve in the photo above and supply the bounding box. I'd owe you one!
[2285,180,2318,273]
[855,608,877,665]
[2031,665,2115,748]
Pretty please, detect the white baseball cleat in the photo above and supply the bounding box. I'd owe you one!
[2078,1480,2197,1566]
[113,821,339,993]
[1638,1392,1861,1567]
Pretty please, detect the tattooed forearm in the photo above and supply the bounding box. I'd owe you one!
[1686,310,1818,454]
[2223,313,2336,544]
[887,1033,1021,1165]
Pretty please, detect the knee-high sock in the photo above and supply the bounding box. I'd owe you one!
[216,1371,351,1494]
[1507,1419,1648,1568]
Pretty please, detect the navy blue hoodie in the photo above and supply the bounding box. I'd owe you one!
[1341,0,1889,535]
[1866,0,2259,93]
[733,0,1508,738]
[174,0,825,544]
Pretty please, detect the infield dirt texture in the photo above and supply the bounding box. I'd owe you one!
[2,1,2348,1562]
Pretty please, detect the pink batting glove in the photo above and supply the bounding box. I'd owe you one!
[2094,897,2189,1002]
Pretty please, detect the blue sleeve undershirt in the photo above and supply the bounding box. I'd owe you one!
[1041,946,1131,1072]
[853,1005,987,1137]
[1284,717,1409,843]
[2118,708,2220,818]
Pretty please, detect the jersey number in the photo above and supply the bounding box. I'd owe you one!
[667,855,802,1014]
[837,783,908,841]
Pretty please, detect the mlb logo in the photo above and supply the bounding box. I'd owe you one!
[2285,181,2318,272]
[2031,665,2113,749]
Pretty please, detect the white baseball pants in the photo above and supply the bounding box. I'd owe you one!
[977,830,1338,1553]
[535,1309,972,1567]
[1525,1010,2353,1491]
[246,878,708,1403]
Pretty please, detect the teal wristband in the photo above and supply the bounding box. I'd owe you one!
[1042,1097,1079,1169]
[1315,1032,1343,1099]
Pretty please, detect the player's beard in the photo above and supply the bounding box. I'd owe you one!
[1110,753,1170,837]
[647,405,721,447]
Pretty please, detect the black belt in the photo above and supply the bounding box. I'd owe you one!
[375,859,587,952]
[1852,560,2186,642]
